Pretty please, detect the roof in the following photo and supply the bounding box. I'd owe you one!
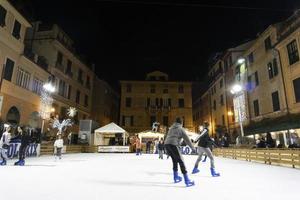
[95,122,126,133]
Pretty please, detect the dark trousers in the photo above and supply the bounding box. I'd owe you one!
[19,145,27,160]
[165,144,187,174]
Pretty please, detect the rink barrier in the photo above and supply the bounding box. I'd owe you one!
[213,148,300,169]
[40,145,91,155]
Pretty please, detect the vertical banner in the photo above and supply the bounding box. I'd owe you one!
[233,92,247,123]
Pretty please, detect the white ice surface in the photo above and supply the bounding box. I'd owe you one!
[0,153,299,200]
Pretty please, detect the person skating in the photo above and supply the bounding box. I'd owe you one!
[164,117,196,187]
[134,135,142,155]
[158,138,164,159]
[192,122,220,177]
[54,134,64,160]
[0,125,12,166]
[14,126,31,166]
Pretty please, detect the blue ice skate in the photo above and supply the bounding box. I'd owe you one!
[173,171,182,183]
[192,167,199,174]
[0,160,7,166]
[210,168,220,177]
[183,174,195,187]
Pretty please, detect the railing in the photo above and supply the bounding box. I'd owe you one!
[214,148,300,169]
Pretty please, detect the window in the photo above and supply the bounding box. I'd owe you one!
[253,100,260,117]
[66,60,72,76]
[222,115,225,125]
[272,91,280,111]
[57,51,63,65]
[84,95,89,107]
[178,85,184,93]
[254,71,259,87]
[150,85,155,93]
[220,94,224,106]
[268,59,278,79]
[248,52,254,64]
[247,75,253,91]
[146,98,150,107]
[220,79,223,88]
[178,99,184,108]
[4,58,15,81]
[86,76,90,89]
[12,20,21,39]
[124,116,133,127]
[235,65,241,81]
[125,97,131,107]
[163,116,168,126]
[58,80,67,97]
[67,85,72,99]
[168,98,171,107]
[16,67,31,89]
[76,90,80,104]
[163,88,168,94]
[213,100,216,110]
[0,5,7,27]
[155,98,159,106]
[78,69,83,84]
[214,85,216,93]
[32,77,43,95]
[126,84,132,92]
[287,40,299,65]
[264,36,272,51]
[219,62,223,72]
[150,116,156,126]
[293,78,300,103]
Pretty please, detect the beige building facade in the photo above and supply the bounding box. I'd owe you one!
[120,71,192,134]
[0,0,50,128]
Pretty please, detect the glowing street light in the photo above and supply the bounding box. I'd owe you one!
[43,83,56,93]
[230,84,242,94]
[237,58,245,64]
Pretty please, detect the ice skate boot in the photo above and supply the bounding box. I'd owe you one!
[0,160,7,166]
[173,171,182,183]
[183,174,195,187]
[192,167,199,174]
[210,168,220,177]
[19,160,25,166]
[14,160,21,165]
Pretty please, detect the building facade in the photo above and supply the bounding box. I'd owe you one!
[25,22,94,126]
[120,71,192,134]
[91,76,119,126]
[0,0,50,129]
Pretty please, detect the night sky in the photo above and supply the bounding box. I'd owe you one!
[16,0,300,88]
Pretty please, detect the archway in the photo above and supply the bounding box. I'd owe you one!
[6,106,20,125]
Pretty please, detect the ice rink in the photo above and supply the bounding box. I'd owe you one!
[0,153,299,200]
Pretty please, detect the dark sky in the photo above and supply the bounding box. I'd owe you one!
[18,0,300,87]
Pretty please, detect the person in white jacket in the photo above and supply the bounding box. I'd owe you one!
[0,126,12,166]
[54,134,64,160]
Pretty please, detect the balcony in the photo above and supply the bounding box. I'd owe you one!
[23,48,49,71]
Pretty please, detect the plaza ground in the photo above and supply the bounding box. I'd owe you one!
[0,153,299,200]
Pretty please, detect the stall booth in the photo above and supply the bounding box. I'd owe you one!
[94,122,130,153]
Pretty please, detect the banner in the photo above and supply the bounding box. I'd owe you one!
[6,143,40,158]
[98,146,130,153]
[178,146,197,155]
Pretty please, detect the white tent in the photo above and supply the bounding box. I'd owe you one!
[94,122,128,146]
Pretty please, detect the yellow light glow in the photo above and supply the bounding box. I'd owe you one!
[228,111,233,116]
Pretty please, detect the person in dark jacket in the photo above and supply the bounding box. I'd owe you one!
[164,117,196,187]
[192,122,220,177]
[14,126,31,166]
[158,139,164,159]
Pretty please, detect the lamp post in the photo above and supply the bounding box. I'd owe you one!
[40,82,55,134]
[230,84,244,138]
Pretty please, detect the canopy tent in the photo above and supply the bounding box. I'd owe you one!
[138,130,165,142]
[94,122,128,146]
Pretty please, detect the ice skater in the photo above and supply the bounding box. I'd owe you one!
[192,122,220,177]
[158,138,164,159]
[54,134,64,160]
[134,135,142,155]
[14,126,31,166]
[164,117,196,187]
[0,125,11,166]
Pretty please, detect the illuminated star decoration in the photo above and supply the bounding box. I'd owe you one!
[39,88,54,119]
[52,118,73,135]
[67,107,77,117]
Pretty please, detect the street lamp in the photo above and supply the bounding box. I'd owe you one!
[230,84,245,138]
[40,82,55,134]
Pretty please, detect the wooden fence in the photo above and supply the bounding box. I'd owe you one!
[213,148,300,168]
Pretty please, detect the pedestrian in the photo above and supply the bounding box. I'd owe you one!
[54,134,64,160]
[0,125,12,166]
[164,117,195,187]
[158,138,164,159]
[14,126,31,166]
[153,139,159,154]
[134,135,142,155]
[192,122,220,177]
[146,140,152,154]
